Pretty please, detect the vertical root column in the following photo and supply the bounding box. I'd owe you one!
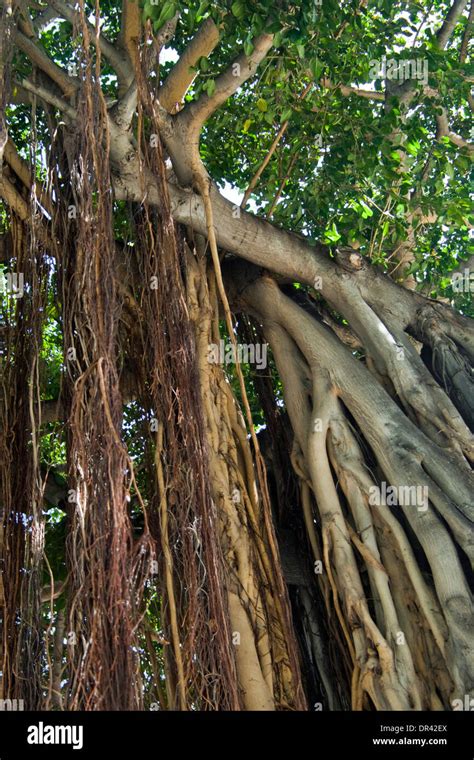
[187,250,305,710]
[236,274,465,710]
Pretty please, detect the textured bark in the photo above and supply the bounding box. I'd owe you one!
[1,3,472,712]
[225,264,473,708]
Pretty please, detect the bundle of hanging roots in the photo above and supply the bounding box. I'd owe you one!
[0,4,307,711]
[1,1,472,713]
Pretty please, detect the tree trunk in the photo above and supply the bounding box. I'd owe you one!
[0,0,472,712]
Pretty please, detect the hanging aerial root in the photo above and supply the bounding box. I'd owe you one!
[55,1,154,710]
[118,35,243,710]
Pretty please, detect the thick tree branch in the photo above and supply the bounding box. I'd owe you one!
[111,171,375,301]
[17,4,36,39]
[49,0,133,86]
[120,0,141,71]
[112,161,469,340]
[3,138,52,214]
[13,29,78,96]
[160,33,273,186]
[114,170,410,327]
[436,108,474,152]
[34,5,59,32]
[166,178,473,355]
[460,0,474,61]
[20,77,77,120]
[0,173,29,219]
[182,32,274,130]
[437,0,470,49]
[0,170,53,248]
[111,80,137,129]
[158,17,220,112]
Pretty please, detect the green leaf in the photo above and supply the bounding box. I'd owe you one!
[244,39,254,56]
[231,1,245,19]
[256,98,268,112]
[359,200,373,218]
[405,139,420,157]
[324,222,341,242]
[265,21,282,34]
[296,43,305,59]
[196,0,209,19]
[142,2,156,22]
[310,58,324,80]
[273,31,283,47]
[153,1,177,31]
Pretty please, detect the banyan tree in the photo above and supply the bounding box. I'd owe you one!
[0,0,472,711]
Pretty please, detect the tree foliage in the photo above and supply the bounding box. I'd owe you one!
[0,0,472,712]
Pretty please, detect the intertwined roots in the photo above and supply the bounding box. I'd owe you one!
[0,1,472,713]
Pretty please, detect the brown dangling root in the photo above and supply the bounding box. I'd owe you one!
[57,1,153,710]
